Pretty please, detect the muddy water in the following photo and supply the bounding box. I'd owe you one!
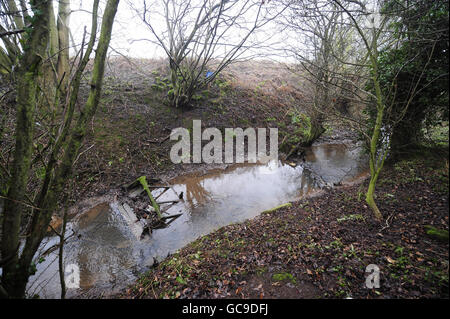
[26,142,367,298]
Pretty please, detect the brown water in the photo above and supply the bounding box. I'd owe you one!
[25,142,367,298]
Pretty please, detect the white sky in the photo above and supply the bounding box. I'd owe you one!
[69,0,293,62]
[0,1,380,65]
[70,0,165,58]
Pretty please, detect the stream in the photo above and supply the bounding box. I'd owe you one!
[25,142,368,298]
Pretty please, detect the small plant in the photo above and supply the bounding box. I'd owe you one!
[329,239,344,250]
[176,276,187,285]
[337,214,365,223]
[272,272,296,284]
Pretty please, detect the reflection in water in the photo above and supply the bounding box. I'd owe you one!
[184,178,212,206]
[27,143,367,298]
[304,143,365,185]
[73,204,137,291]
[27,203,139,298]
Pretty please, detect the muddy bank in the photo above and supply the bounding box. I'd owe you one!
[26,140,368,298]
[123,149,449,299]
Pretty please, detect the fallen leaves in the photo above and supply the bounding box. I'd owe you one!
[386,256,396,264]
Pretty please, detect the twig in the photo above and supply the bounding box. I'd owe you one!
[379,213,395,232]
[0,28,26,38]
[73,144,95,166]
[0,195,44,211]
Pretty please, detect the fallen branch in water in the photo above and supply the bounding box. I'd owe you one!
[137,176,162,220]
[123,176,184,239]
[140,213,183,239]
[150,213,183,229]
[157,200,180,205]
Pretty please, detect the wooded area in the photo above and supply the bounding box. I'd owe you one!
[0,0,448,299]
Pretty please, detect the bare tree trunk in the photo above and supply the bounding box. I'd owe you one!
[1,0,52,299]
[7,0,24,30]
[48,2,59,62]
[19,0,119,299]
[1,0,120,299]
[39,1,59,106]
[57,0,71,95]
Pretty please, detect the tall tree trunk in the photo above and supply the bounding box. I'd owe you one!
[57,0,71,95]
[1,0,52,299]
[7,0,24,30]
[48,2,59,62]
[40,1,59,104]
[365,52,386,222]
[1,0,120,299]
